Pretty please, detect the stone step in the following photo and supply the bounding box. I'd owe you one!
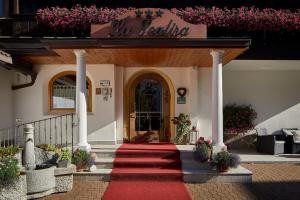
[90,149,116,158]
[94,158,114,169]
[181,159,212,170]
[110,168,183,181]
[91,144,121,150]
[73,169,112,181]
[114,157,181,168]
[115,149,179,158]
[183,166,252,183]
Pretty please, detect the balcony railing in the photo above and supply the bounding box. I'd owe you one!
[0,14,37,36]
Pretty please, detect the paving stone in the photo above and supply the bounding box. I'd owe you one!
[40,163,300,200]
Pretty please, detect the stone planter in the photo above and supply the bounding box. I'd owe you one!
[54,164,76,193]
[0,175,27,200]
[26,166,56,199]
[34,147,57,165]
[58,160,70,168]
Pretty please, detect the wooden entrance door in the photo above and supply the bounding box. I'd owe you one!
[129,74,170,143]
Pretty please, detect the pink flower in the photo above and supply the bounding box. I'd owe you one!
[207,139,213,145]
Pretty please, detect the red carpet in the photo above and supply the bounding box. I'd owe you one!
[102,144,192,200]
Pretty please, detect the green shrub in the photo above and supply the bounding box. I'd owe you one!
[60,148,72,161]
[72,149,91,170]
[36,144,58,152]
[212,151,241,171]
[0,146,22,158]
[0,156,20,185]
[224,104,257,134]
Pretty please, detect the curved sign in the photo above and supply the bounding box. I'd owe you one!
[91,8,207,39]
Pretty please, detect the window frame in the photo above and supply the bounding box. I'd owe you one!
[48,71,92,113]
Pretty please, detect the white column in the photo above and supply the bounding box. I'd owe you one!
[74,50,91,151]
[210,50,226,152]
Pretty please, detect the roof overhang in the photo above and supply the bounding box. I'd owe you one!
[0,37,251,67]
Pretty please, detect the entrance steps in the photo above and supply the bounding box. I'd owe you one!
[74,144,252,183]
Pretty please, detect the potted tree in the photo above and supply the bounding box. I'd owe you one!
[72,149,91,172]
[213,151,241,172]
[58,148,72,168]
[172,113,191,144]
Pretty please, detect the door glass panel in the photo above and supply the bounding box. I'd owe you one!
[135,79,163,131]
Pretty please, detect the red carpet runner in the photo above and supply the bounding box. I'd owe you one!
[102,144,192,200]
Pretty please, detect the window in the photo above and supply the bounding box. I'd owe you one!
[49,71,92,112]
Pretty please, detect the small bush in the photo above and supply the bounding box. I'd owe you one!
[36,144,58,152]
[60,148,72,161]
[72,149,91,170]
[224,104,257,134]
[0,146,22,158]
[212,151,241,171]
[0,156,20,185]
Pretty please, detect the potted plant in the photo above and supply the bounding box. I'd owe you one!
[213,151,241,172]
[194,137,213,162]
[72,149,91,171]
[58,148,72,168]
[172,113,191,144]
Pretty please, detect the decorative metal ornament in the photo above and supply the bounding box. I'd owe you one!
[135,9,143,18]
[155,9,164,17]
[145,9,153,18]
[177,88,187,97]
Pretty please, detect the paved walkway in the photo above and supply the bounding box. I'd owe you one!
[41,163,300,200]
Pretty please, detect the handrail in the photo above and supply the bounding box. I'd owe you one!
[0,114,77,153]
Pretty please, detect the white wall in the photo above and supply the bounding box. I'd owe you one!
[13,64,117,144]
[224,60,300,134]
[0,68,14,129]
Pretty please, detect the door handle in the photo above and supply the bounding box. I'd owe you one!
[130,113,136,118]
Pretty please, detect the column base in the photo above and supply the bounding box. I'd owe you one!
[74,143,91,152]
[212,143,227,154]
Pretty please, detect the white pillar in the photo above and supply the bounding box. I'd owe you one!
[74,50,91,151]
[24,124,36,170]
[210,50,226,152]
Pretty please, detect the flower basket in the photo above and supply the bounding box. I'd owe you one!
[194,137,213,162]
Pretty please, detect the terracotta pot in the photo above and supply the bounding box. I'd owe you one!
[217,164,229,172]
[76,165,88,172]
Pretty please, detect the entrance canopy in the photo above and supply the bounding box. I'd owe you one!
[0,8,250,68]
[0,38,250,68]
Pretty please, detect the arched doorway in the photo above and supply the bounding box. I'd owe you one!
[124,70,175,143]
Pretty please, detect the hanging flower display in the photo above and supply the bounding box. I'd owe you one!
[36,5,300,36]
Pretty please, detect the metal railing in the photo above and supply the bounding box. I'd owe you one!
[0,113,77,152]
[0,14,37,36]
